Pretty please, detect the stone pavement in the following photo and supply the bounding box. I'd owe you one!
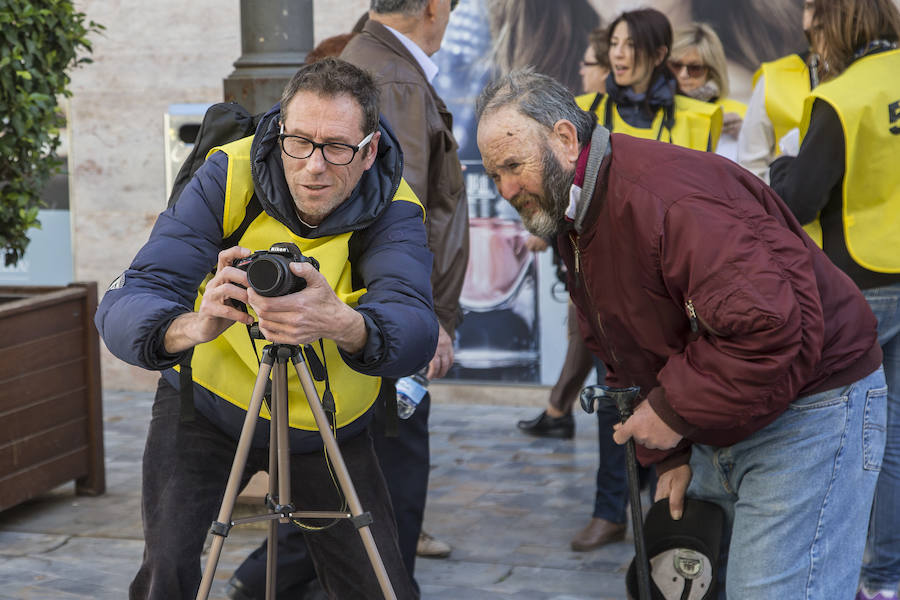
[0,384,637,599]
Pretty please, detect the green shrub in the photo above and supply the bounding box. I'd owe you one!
[0,1,102,266]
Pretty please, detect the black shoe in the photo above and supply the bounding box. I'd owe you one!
[517,410,574,439]
[226,576,257,600]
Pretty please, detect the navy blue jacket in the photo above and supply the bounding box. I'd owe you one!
[95,104,438,449]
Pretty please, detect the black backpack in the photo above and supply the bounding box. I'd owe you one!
[169,102,262,206]
[170,102,266,419]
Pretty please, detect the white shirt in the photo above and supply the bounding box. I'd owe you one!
[566,183,582,221]
[736,75,776,183]
[382,24,439,84]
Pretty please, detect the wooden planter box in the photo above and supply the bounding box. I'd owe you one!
[0,282,105,512]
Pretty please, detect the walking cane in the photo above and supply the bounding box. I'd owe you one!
[581,385,651,600]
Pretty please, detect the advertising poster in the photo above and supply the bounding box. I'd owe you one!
[432,0,805,385]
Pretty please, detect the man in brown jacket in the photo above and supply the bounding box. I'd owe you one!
[341,0,468,588]
[226,4,466,598]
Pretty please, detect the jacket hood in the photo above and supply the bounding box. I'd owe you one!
[249,103,405,238]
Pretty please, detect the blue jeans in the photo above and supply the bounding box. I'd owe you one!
[861,283,900,591]
[688,367,887,599]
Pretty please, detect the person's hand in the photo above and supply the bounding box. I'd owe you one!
[248,261,366,352]
[164,247,255,353]
[722,111,743,137]
[524,234,549,253]
[427,325,454,379]
[655,463,692,520]
[777,127,801,157]
[612,400,683,450]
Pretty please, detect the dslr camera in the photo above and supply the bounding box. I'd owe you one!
[232,242,320,297]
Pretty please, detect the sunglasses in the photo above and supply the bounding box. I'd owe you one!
[668,60,709,78]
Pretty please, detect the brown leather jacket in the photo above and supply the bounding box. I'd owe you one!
[342,20,469,336]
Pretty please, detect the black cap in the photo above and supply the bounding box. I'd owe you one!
[626,498,724,600]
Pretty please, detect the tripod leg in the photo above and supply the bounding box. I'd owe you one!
[274,360,293,513]
[290,355,397,600]
[195,352,275,600]
[265,359,291,600]
[266,366,278,600]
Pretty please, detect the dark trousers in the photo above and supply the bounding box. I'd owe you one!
[234,392,432,598]
[592,401,656,523]
[130,378,416,600]
[588,359,655,523]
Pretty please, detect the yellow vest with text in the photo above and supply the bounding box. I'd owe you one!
[753,54,822,245]
[576,92,723,152]
[800,48,900,273]
[181,136,424,430]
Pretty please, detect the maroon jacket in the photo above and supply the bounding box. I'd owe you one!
[559,133,882,469]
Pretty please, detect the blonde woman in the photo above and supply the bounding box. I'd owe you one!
[670,22,747,160]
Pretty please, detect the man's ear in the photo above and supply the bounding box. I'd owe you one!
[363,131,381,170]
[552,119,581,164]
[424,0,440,21]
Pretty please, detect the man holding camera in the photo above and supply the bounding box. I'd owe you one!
[475,69,885,598]
[95,58,436,600]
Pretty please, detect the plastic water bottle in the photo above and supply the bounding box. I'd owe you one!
[396,370,429,419]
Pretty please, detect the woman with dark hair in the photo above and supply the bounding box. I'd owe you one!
[769,2,900,597]
[582,7,722,152]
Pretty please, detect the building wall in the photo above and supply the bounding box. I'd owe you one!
[70,1,365,391]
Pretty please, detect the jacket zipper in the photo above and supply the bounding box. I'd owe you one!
[686,299,699,333]
[685,299,723,336]
[569,233,581,280]
[570,232,620,366]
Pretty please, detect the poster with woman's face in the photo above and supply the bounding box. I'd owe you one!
[433,0,806,384]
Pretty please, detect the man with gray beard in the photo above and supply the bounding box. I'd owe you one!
[476,68,886,597]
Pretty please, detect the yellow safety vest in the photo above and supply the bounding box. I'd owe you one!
[753,54,822,246]
[180,136,424,430]
[754,54,811,153]
[800,48,900,273]
[576,92,722,152]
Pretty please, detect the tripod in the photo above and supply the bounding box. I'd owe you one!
[195,342,397,600]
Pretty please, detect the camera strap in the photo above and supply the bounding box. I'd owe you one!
[304,340,336,415]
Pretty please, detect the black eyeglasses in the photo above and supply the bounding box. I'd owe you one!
[279,123,375,166]
[668,60,709,78]
[581,60,603,67]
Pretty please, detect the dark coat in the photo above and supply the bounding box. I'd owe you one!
[341,19,469,335]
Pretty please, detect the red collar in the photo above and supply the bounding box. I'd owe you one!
[573,142,591,187]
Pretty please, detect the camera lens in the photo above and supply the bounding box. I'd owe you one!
[245,255,307,297]
[246,257,287,296]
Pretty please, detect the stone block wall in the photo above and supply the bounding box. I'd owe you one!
[70,1,365,390]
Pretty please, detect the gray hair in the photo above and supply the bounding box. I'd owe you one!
[370,0,428,15]
[475,68,595,145]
